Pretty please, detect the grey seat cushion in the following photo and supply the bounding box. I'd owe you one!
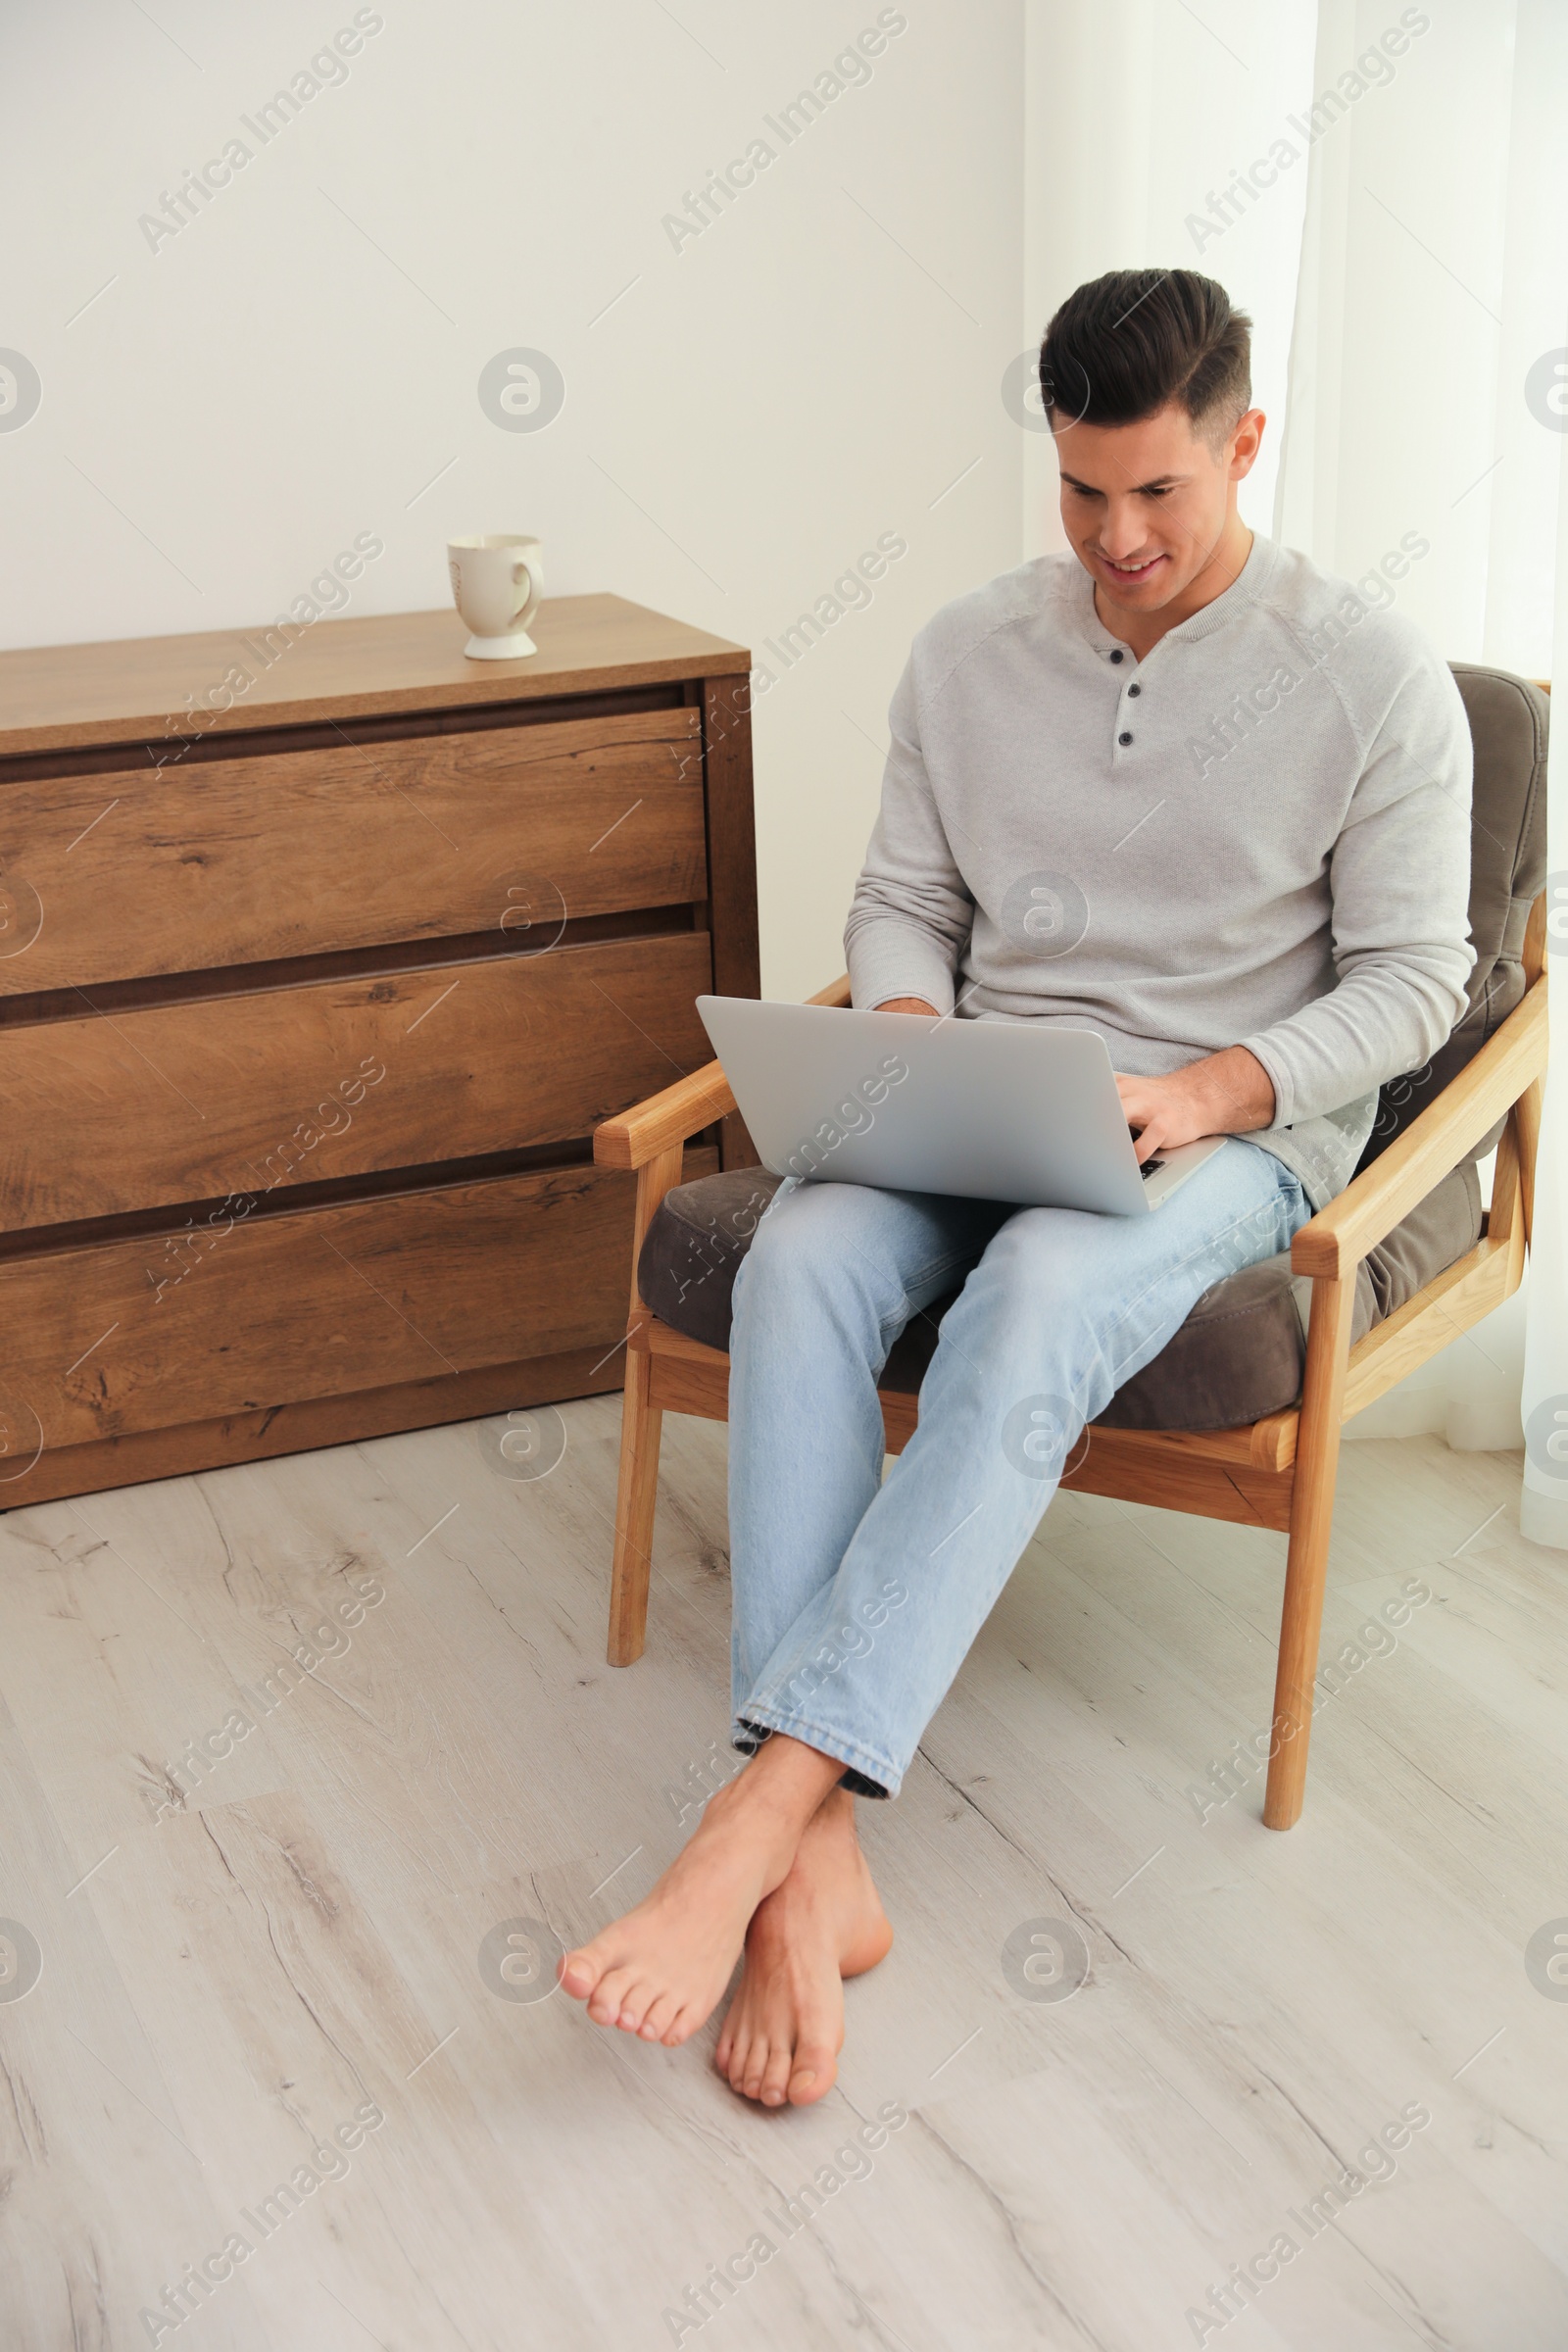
[635,1160,1484,1433]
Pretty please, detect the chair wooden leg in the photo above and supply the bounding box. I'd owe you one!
[606,1140,685,1666]
[609,1348,662,1666]
[1263,1271,1356,1830]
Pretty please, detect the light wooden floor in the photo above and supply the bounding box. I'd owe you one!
[1,1398,1565,2351]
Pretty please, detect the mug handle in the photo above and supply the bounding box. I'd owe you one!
[510,556,542,634]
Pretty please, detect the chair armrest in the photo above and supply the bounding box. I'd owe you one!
[594,1062,736,1170]
[808,972,853,1007]
[1291,974,1547,1279]
[592,972,855,1170]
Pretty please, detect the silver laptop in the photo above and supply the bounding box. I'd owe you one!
[696,998,1226,1215]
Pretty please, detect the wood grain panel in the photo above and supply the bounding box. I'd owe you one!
[0,1348,620,1510]
[1060,1432,1294,1531]
[1339,1237,1515,1424]
[700,673,760,1004]
[0,595,750,756]
[634,1315,1296,1523]
[0,707,707,990]
[0,1155,714,1462]
[0,932,712,1227]
[700,672,761,1168]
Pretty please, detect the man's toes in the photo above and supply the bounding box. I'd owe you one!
[586,1964,634,2025]
[736,2027,771,2096]
[614,1980,657,2034]
[640,1988,680,2042]
[661,2001,702,2049]
[713,2011,738,2075]
[559,1946,601,2001]
[757,2039,793,2107]
[724,2026,755,2091]
[788,2041,838,2106]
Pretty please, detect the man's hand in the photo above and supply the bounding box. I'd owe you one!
[1115,1045,1276,1164]
[870,1004,1273,1162]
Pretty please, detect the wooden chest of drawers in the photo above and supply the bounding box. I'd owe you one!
[0,596,757,1505]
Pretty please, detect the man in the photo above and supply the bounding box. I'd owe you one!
[560,269,1474,2109]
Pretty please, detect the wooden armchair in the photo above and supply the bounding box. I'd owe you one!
[592,670,1548,1830]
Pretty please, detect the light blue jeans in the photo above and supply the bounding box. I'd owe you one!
[726,1139,1310,1797]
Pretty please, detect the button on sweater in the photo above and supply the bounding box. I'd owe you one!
[843,534,1476,1210]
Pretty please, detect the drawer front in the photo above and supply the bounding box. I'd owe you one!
[0,706,707,991]
[0,1156,714,1458]
[0,932,712,1229]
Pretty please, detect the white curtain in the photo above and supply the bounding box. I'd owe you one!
[1271,0,1566,1529]
[1024,0,1565,1530]
[1521,355,1568,1544]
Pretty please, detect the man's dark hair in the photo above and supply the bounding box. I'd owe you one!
[1039,270,1251,445]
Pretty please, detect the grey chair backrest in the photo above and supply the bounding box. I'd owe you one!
[1357,662,1548,1168]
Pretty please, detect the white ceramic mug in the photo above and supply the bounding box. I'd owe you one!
[448,533,543,660]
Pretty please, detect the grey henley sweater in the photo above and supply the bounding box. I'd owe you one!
[844,533,1475,1209]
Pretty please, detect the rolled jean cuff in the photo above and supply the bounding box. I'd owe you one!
[731,1709,895,1800]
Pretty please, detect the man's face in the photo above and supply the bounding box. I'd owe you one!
[1052,400,1263,614]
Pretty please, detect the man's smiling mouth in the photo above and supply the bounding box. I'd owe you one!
[1098,551,1167,577]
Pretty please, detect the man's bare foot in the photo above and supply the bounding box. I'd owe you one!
[559,1736,844,2048]
[713,1788,893,2108]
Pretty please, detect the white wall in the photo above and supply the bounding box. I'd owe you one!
[0,0,1024,1002]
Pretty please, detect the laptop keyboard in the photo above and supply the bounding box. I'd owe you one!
[1140,1156,1167,1182]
